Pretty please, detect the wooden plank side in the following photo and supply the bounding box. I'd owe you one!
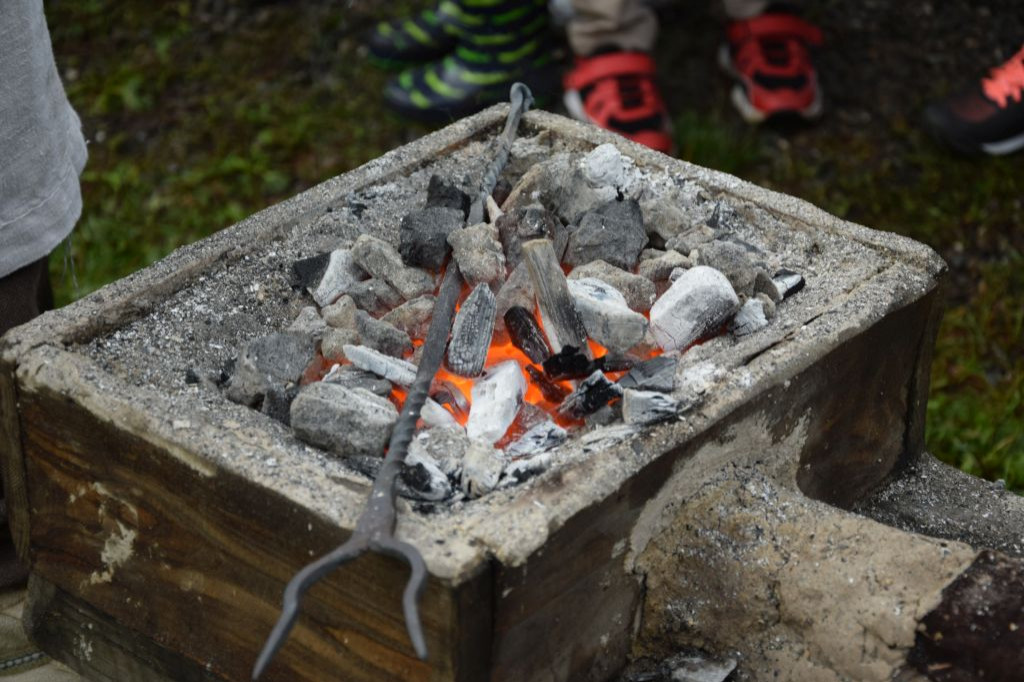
[17,380,477,682]
[0,352,30,559]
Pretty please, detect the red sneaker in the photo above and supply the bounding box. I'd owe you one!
[719,13,824,123]
[563,51,674,154]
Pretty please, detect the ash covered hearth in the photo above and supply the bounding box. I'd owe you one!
[2,106,1022,682]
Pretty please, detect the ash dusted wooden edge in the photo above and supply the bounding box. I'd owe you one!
[0,351,30,559]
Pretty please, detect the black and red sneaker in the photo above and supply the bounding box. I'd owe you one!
[925,44,1024,155]
[719,13,823,123]
[563,51,674,154]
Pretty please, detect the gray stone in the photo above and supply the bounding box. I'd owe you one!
[622,389,680,426]
[381,295,436,340]
[467,360,526,443]
[567,278,648,354]
[638,249,691,282]
[447,283,496,377]
[568,260,657,312]
[494,262,535,332]
[342,344,417,386]
[351,234,435,301]
[322,364,392,396]
[398,206,463,271]
[447,222,506,288]
[564,199,647,270]
[290,383,398,457]
[461,439,505,498]
[649,266,740,351]
[496,204,566,269]
[730,298,769,337]
[287,306,328,340]
[694,241,760,296]
[311,249,364,307]
[356,309,411,358]
[321,295,357,328]
[226,332,314,407]
[320,326,360,361]
[409,428,471,477]
[347,278,403,315]
[618,355,676,392]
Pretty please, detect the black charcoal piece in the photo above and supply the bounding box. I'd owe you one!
[225,333,314,407]
[447,283,497,377]
[491,177,512,208]
[564,198,647,270]
[695,241,760,296]
[401,450,452,502]
[773,268,805,299]
[355,310,412,358]
[525,365,570,403]
[347,278,403,315]
[522,238,589,354]
[504,421,567,458]
[290,252,330,289]
[261,385,299,425]
[618,355,676,392]
[558,370,624,419]
[597,354,637,373]
[542,345,595,381]
[398,206,463,270]
[184,368,200,384]
[425,174,470,217]
[504,306,551,364]
[352,234,435,301]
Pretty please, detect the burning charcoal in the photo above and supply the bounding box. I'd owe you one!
[287,306,328,340]
[322,364,392,397]
[618,355,676,392]
[773,268,805,299]
[558,370,624,419]
[638,249,691,283]
[402,450,452,502]
[425,174,470,217]
[342,344,417,386]
[504,305,550,364]
[693,241,760,296]
[466,360,526,444]
[622,389,680,426]
[567,278,648,354]
[321,295,357,329]
[381,295,435,340]
[430,382,469,424]
[522,238,589,354]
[320,327,360,361]
[290,384,398,457]
[542,345,594,381]
[420,397,463,430]
[308,249,365,307]
[649,266,740,352]
[225,333,314,407]
[500,452,551,487]
[347,278,403,315]
[496,204,565,269]
[568,259,657,312]
[351,234,435,301]
[730,298,769,337]
[461,439,504,498]
[356,310,412,358]
[564,198,647,271]
[505,420,567,458]
[447,222,506,288]
[598,353,637,373]
[494,262,535,332]
[409,428,471,477]
[525,364,570,403]
[398,206,463,271]
[447,283,497,377]
[495,403,549,450]
[290,252,330,290]
[261,385,299,426]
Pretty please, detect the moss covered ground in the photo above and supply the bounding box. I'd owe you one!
[46,0,1022,491]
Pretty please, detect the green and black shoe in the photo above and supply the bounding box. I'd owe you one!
[383,0,560,122]
[366,5,460,68]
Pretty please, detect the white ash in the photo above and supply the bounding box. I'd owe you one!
[381,295,435,339]
[466,360,526,444]
[461,439,504,498]
[343,344,417,386]
[649,266,740,352]
[311,249,364,307]
[354,309,411,358]
[403,449,452,502]
[505,420,568,458]
[567,278,648,354]
[579,143,643,197]
[409,428,471,478]
[320,327,359,361]
[420,398,462,431]
[500,452,553,487]
[322,364,392,396]
[347,278,403,314]
[622,389,681,426]
[730,298,770,337]
[772,269,805,299]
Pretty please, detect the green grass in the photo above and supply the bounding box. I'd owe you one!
[46,1,1022,492]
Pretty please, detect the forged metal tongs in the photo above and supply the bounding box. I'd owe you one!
[252,83,535,680]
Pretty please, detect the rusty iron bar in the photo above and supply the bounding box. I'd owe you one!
[252,83,534,680]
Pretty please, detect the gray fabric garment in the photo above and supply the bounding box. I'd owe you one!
[0,0,86,280]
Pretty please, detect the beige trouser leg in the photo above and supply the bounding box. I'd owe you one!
[567,0,803,56]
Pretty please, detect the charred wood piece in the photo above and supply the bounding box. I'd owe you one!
[558,370,624,419]
[505,420,567,458]
[525,365,570,403]
[447,283,497,377]
[342,344,418,386]
[504,305,551,364]
[522,238,589,355]
[467,360,526,444]
[542,345,594,381]
[622,389,680,426]
[618,355,676,392]
[773,269,805,299]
